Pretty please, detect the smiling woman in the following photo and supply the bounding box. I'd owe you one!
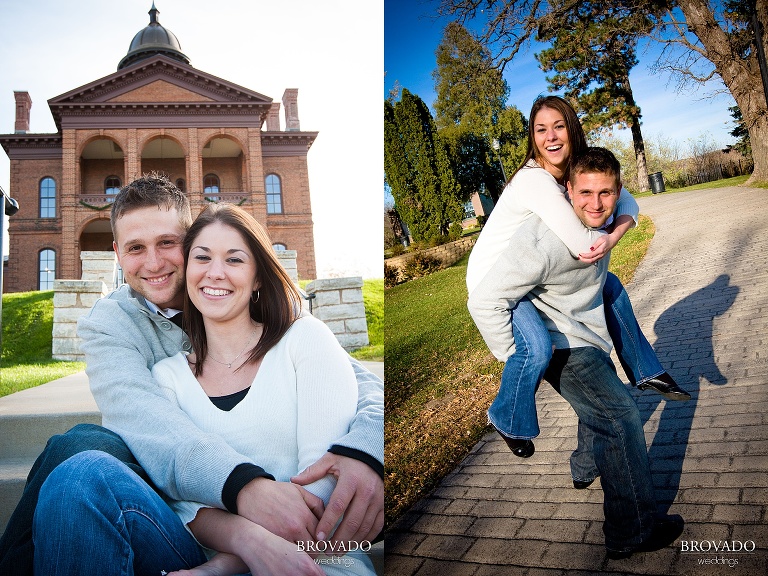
[142,202,375,575]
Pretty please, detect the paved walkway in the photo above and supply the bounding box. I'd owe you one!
[385,187,768,575]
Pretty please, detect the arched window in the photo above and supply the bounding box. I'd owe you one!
[175,178,186,192]
[272,243,287,251]
[265,174,283,214]
[204,174,220,201]
[39,249,56,290]
[39,177,56,218]
[105,176,121,196]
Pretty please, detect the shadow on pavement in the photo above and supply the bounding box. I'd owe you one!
[637,274,739,515]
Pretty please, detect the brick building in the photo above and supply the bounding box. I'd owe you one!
[0,4,317,293]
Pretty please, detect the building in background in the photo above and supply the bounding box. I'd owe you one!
[0,4,317,292]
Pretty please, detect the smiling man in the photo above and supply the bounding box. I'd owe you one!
[468,147,684,560]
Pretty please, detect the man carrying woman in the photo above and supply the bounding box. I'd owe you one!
[466,95,689,470]
[469,146,684,558]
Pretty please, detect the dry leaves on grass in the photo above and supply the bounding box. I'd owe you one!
[384,369,500,527]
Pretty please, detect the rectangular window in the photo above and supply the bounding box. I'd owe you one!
[39,249,56,290]
[266,175,283,214]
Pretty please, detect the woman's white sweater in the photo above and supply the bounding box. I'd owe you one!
[466,161,638,295]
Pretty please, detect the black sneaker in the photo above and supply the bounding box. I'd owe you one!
[606,515,685,560]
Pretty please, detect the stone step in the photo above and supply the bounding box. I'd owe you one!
[0,372,100,460]
[0,457,36,534]
[0,372,100,534]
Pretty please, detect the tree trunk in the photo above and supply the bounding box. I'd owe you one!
[630,117,650,192]
[622,72,649,192]
[745,115,768,185]
[677,0,768,185]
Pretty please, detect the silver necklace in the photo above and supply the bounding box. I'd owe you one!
[207,328,257,369]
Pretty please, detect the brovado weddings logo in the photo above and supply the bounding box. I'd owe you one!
[297,540,372,554]
[680,540,757,568]
[297,540,373,569]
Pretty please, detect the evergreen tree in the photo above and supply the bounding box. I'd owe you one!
[725,105,752,159]
[433,22,527,202]
[384,89,464,242]
[536,2,660,192]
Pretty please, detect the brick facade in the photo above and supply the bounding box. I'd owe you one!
[1,54,318,292]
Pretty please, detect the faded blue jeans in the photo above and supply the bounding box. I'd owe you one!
[0,424,154,576]
[543,347,657,552]
[488,273,663,481]
[33,450,207,576]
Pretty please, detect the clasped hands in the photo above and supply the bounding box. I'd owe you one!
[236,452,383,548]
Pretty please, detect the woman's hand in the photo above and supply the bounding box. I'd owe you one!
[578,233,618,264]
[579,213,635,264]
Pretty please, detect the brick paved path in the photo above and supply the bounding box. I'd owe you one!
[385,187,768,575]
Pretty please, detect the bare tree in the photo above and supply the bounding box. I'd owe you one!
[653,0,768,184]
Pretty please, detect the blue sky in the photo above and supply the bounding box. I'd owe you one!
[385,0,738,152]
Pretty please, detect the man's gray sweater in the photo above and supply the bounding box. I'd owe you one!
[468,215,613,363]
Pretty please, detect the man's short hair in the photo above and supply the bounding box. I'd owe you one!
[110,172,193,240]
[568,147,621,189]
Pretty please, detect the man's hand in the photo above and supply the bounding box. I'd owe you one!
[291,453,384,544]
[236,477,324,544]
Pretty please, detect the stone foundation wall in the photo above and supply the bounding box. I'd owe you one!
[305,277,369,351]
[52,280,109,361]
[385,235,478,278]
[276,250,298,284]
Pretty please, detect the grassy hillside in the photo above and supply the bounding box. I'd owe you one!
[1,291,85,397]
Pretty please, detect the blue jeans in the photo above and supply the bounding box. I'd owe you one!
[487,297,550,439]
[0,424,153,576]
[603,272,664,385]
[544,347,657,551]
[33,450,207,576]
[490,273,663,444]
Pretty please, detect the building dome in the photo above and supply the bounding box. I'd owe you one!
[118,3,190,70]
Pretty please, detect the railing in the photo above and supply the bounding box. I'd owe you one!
[79,194,116,209]
[78,191,253,207]
[298,287,316,314]
[202,193,250,204]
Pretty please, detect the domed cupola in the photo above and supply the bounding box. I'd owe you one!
[118,3,190,70]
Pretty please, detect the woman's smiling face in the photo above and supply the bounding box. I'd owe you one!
[186,221,259,324]
[533,106,571,179]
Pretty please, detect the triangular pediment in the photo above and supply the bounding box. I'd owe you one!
[106,80,215,103]
[48,55,272,130]
[50,54,272,105]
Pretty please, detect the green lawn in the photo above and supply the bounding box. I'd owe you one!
[1,291,85,397]
[351,278,383,361]
[384,214,655,527]
[1,279,383,398]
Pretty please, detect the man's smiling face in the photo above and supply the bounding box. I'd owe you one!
[113,206,187,309]
[568,171,620,229]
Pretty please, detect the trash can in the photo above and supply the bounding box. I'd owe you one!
[648,172,665,194]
